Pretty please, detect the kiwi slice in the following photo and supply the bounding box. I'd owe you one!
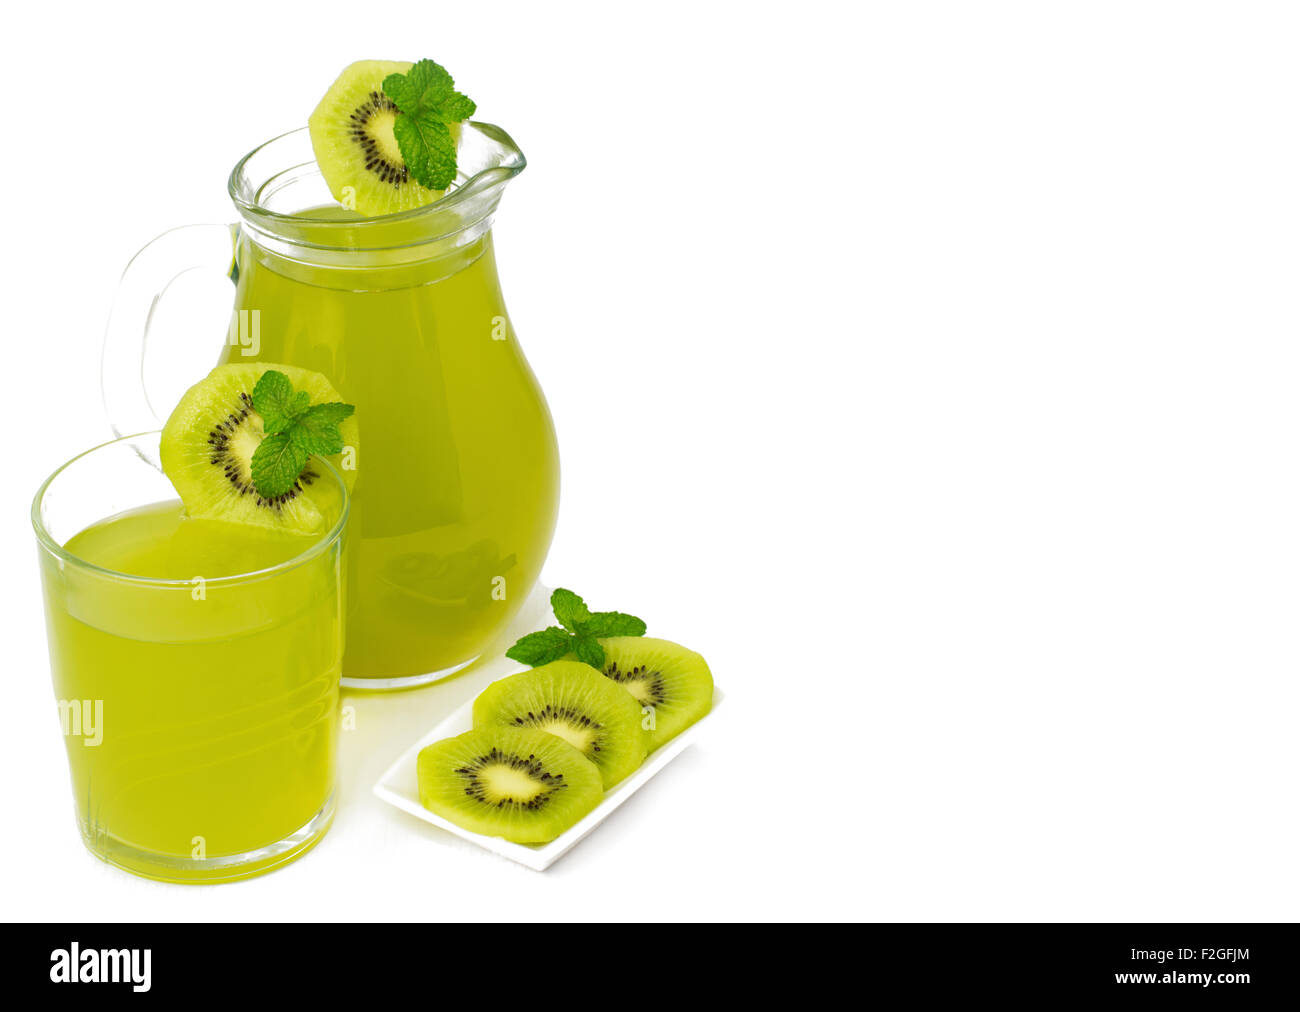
[473,661,647,788]
[160,363,358,535]
[417,726,603,844]
[591,638,715,752]
[308,60,462,217]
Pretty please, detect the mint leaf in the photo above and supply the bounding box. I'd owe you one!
[437,92,476,122]
[247,370,355,500]
[580,611,647,638]
[290,402,355,456]
[384,59,453,111]
[381,59,476,192]
[505,589,647,670]
[300,400,354,425]
[250,431,308,500]
[573,634,605,670]
[391,116,458,191]
[505,627,572,667]
[252,370,302,434]
[551,588,590,632]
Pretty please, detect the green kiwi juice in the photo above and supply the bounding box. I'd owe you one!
[38,494,345,883]
[220,206,559,682]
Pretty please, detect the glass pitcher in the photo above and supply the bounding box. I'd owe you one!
[103,124,560,689]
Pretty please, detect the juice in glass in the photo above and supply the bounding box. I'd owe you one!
[33,433,347,883]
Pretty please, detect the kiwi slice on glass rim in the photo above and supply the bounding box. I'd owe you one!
[307,59,471,217]
[417,726,603,844]
[159,362,358,535]
[473,661,647,789]
[590,638,715,752]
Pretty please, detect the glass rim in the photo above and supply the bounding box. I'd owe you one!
[227,122,526,231]
[31,430,351,590]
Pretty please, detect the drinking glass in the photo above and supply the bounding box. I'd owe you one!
[32,431,348,883]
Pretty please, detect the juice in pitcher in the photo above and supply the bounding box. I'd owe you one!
[221,208,558,682]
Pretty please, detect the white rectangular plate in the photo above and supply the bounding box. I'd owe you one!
[373,687,721,871]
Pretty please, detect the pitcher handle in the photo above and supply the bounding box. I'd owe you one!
[101,223,240,451]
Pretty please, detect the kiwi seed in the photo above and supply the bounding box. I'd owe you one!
[205,389,314,512]
[454,747,567,812]
[350,90,409,189]
[508,705,605,752]
[603,661,668,707]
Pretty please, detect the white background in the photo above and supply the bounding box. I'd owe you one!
[3,1,1298,921]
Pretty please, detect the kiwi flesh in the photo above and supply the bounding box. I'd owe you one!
[473,661,647,789]
[417,726,603,844]
[308,59,463,217]
[159,362,358,535]
[587,638,714,752]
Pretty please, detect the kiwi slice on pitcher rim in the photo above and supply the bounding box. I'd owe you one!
[417,726,603,845]
[473,661,647,789]
[591,637,715,752]
[159,362,358,535]
[308,59,474,217]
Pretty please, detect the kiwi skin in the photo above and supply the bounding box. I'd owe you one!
[473,661,648,789]
[582,637,715,752]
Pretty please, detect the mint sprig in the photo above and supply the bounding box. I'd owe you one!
[506,588,647,669]
[249,370,354,500]
[382,59,476,192]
